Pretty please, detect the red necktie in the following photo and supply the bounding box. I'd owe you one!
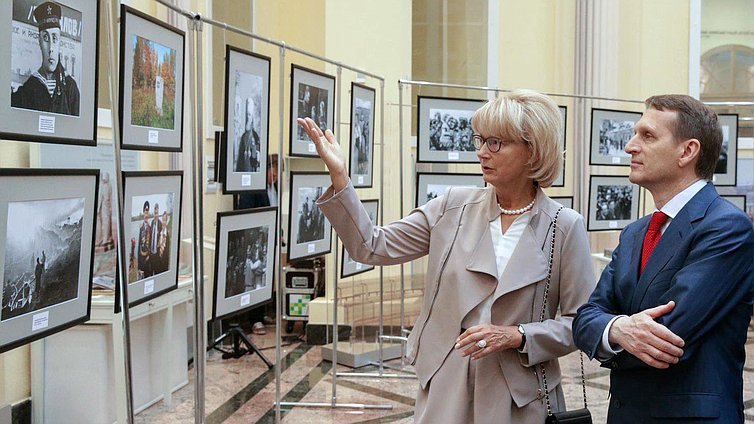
[640,211,670,274]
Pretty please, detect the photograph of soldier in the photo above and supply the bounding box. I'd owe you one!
[296,83,329,141]
[127,192,175,283]
[129,35,177,129]
[351,96,372,176]
[224,226,269,299]
[2,197,84,321]
[595,185,633,221]
[296,186,326,244]
[10,0,82,116]
[232,70,263,173]
[597,119,633,157]
[428,108,474,152]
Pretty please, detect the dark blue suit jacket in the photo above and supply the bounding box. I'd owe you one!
[573,183,754,423]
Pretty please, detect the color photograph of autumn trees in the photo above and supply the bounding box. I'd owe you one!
[130,35,177,129]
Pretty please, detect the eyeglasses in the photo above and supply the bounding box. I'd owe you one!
[472,134,508,153]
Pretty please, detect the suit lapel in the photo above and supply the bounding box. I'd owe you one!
[465,220,498,281]
[493,225,548,300]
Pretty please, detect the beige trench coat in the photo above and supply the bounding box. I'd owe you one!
[317,182,595,422]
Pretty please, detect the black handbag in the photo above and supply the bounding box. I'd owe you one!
[539,207,593,424]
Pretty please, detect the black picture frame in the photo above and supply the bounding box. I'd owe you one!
[348,82,376,188]
[1,0,100,146]
[212,207,277,321]
[0,168,98,354]
[552,106,568,187]
[589,108,642,166]
[222,45,271,193]
[118,4,185,152]
[587,175,641,232]
[416,95,485,164]
[415,172,485,208]
[712,114,738,187]
[121,170,183,307]
[287,172,332,262]
[289,64,336,157]
[341,199,378,278]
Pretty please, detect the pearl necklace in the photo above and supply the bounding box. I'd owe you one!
[498,198,536,215]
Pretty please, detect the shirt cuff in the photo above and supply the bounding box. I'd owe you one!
[597,315,627,360]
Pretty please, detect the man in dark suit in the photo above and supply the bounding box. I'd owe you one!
[137,201,151,279]
[148,203,163,276]
[573,95,754,423]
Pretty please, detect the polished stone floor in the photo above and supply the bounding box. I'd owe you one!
[138,320,754,423]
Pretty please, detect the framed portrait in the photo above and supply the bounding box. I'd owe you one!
[552,106,568,187]
[0,0,99,145]
[341,199,378,278]
[712,114,738,187]
[587,175,641,231]
[122,171,183,307]
[287,172,332,262]
[0,169,98,354]
[212,207,277,320]
[721,195,745,212]
[551,196,574,210]
[222,46,271,193]
[348,83,376,188]
[289,64,335,157]
[119,5,185,152]
[416,172,485,208]
[417,96,485,163]
[589,108,642,166]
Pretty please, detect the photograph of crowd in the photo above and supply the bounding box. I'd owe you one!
[598,119,633,158]
[130,35,177,130]
[224,226,269,299]
[590,109,641,166]
[10,0,82,116]
[232,70,263,173]
[428,108,474,152]
[127,192,175,284]
[2,197,84,321]
[595,185,633,221]
[296,83,329,142]
[296,186,325,244]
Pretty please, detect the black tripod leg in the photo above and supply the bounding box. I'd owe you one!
[237,330,273,369]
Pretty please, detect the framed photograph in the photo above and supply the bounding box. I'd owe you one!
[551,196,574,210]
[587,175,641,231]
[417,96,485,163]
[589,108,642,166]
[348,83,376,188]
[212,207,277,320]
[341,199,378,278]
[0,0,99,145]
[222,46,271,193]
[122,171,183,307]
[713,114,738,187]
[721,195,745,212]
[119,5,185,152]
[287,172,332,262]
[0,169,98,354]
[552,106,567,187]
[416,172,485,208]
[289,64,335,157]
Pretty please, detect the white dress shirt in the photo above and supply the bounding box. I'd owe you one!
[597,179,707,359]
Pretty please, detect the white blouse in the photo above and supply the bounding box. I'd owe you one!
[461,211,531,329]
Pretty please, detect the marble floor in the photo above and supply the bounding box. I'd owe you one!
[138,320,754,423]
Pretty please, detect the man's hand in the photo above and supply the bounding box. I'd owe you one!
[609,301,685,369]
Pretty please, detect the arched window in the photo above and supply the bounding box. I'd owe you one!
[700,44,754,101]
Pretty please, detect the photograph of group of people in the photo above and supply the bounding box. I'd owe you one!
[350,97,372,177]
[224,226,269,299]
[597,119,633,158]
[428,109,475,152]
[295,187,326,244]
[296,83,329,142]
[589,109,641,166]
[595,185,634,221]
[127,193,174,284]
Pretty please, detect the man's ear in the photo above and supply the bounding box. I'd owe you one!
[679,138,701,169]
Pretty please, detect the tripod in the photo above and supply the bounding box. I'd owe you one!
[210,323,273,368]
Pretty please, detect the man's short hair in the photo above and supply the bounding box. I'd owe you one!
[644,94,722,180]
[143,201,150,212]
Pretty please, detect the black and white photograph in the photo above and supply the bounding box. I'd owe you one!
[0,169,97,354]
[713,114,738,187]
[552,106,567,187]
[589,108,642,166]
[721,195,746,212]
[223,46,271,193]
[213,208,277,320]
[415,172,485,208]
[289,64,335,157]
[287,172,332,262]
[417,96,485,163]
[341,199,378,278]
[0,0,99,145]
[119,5,185,152]
[122,171,183,307]
[587,175,641,231]
[349,83,376,188]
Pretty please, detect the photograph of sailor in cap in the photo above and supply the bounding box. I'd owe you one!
[10,0,81,116]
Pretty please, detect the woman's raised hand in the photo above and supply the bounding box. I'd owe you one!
[297,118,349,191]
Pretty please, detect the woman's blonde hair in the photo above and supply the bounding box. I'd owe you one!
[471,89,562,188]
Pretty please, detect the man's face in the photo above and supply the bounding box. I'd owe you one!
[143,207,150,222]
[625,108,685,190]
[153,206,160,219]
[39,28,61,74]
[246,101,255,128]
